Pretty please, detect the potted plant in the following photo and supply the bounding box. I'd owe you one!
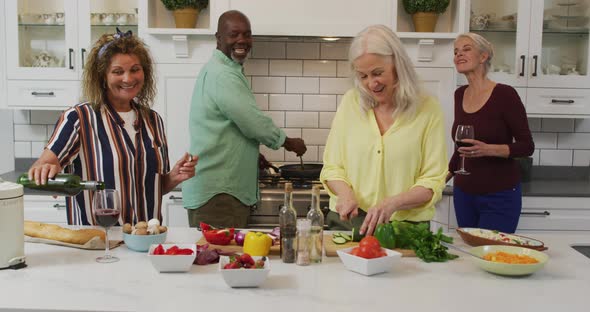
[402,0,451,32]
[161,0,208,28]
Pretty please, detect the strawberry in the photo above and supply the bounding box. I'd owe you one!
[239,253,255,266]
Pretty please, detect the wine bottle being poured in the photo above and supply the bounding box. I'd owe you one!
[17,173,105,196]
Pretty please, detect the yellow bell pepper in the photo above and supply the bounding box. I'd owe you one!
[243,232,272,256]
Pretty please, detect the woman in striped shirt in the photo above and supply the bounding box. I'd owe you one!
[27,29,197,225]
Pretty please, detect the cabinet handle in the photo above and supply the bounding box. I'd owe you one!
[521,211,550,216]
[53,203,66,210]
[532,55,538,77]
[81,48,86,69]
[169,195,183,201]
[519,55,525,77]
[69,48,74,70]
[551,99,575,104]
[31,91,55,96]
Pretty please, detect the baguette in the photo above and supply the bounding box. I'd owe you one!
[24,221,105,245]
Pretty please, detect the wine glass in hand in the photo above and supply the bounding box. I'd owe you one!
[454,125,475,175]
[93,189,121,263]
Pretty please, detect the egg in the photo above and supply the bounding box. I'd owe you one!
[147,225,160,235]
[147,218,160,228]
[158,225,168,233]
[122,223,132,234]
[135,221,148,230]
[135,228,148,235]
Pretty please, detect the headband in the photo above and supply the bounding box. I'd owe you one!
[97,27,133,58]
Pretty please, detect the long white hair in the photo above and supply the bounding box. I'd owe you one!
[349,25,422,121]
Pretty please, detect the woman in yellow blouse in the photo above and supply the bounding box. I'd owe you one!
[320,25,448,235]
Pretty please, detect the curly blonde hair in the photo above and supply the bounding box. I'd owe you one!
[81,32,156,115]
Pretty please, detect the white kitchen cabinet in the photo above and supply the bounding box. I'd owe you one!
[0,0,6,109]
[464,0,590,118]
[162,192,189,227]
[138,0,219,35]
[154,63,203,164]
[448,195,590,231]
[4,0,137,109]
[415,67,457,161]
[395,0,469,39]
[23,195,67,225]
[433,195,452,232]
[224,0,393,37]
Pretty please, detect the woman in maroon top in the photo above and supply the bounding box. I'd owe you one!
[448,33,534,233]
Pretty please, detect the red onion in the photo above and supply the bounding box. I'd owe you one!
[234,230,248,246]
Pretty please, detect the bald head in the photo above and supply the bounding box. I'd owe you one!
[217,10,250,34]
[216,10,252,64]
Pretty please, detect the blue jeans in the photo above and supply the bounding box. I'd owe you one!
[453,183,522,233]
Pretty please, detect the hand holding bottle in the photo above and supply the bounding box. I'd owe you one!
[28,162,62,186]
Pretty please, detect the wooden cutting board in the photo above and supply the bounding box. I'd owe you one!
[196,236,281,256]
[323,234,415,257]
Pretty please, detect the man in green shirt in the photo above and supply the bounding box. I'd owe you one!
[183,10,306,228]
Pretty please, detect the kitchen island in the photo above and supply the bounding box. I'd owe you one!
[1,228,589,312]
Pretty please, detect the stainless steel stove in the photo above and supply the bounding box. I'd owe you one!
[247,176,331,228]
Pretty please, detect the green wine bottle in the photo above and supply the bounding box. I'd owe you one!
[17,173,105,196]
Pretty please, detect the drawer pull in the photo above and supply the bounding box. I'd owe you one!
[31,91,55,97]
[551,99,575,104]
[69,48,74,70]
[532,55,538,77]
[53,203,66,210]
[169,195,183,201]
[519,55,525,77]
[521,211,550,216]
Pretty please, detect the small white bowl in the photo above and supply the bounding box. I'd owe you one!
[337,247,401,276]
[123,232,167,252]
[147,244,196,273]
[218,255,271,288]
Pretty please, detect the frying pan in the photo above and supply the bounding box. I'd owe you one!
[259,155,323,180]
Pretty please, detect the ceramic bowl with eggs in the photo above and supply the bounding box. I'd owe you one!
[122,219,168,252]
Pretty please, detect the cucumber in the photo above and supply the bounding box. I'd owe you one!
[339,233,352,242]
[352,227,365,242]
[332,236,347,244]
[332,232,343,238]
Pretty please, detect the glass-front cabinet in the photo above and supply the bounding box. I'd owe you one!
[468,0,590,117]
[5,0,137,81]
[4,0,137,108]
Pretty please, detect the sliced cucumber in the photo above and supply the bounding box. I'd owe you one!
[332,232,343,238]
[339,233,352,241]
[332,236,348,244]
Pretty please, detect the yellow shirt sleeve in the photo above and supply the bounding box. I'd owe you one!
[320,88,448,222]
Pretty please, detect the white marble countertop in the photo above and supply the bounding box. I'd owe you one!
[1,228,590,312]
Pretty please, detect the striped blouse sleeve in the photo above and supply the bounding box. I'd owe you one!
[46,107,81,168]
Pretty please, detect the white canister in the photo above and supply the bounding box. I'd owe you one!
[0,180,25,269]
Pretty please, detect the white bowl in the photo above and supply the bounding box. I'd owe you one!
[336,247,401,276]
[147,244,196,273]
[218,256,271,288]
[123,232,167,252]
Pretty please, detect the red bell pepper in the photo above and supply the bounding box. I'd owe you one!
[200,222,235,245]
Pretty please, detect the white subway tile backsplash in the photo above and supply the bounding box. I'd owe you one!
[254,94,269,110]
[541,118,574,132]
[532,132,557,149]
[286,42,320,59]
[574,119,590,132]
[31,141,46,158]
[14,125,47,141]
[303,95,337,112]
[286,77,319,94]
[269,60,303,76]
[13,110,30,124]
[285,145,318,162]
[259,145,285,162]
[252,77,286,93]
[30,110,61,125]
[269,94,302,111]
[243,59,269,76]
[303,60,336,77]
[531,149,540,166]
[282,128,302,138]
[528,118,541,132]
[319,112,336,128]
[337,61,351,78]
[573,150,590,166]
[286,112,318,128]
[539,149,573,166]
[320,78,353,94]
[265,111,285,128]
[557,133,590,149]
[14,142,31,158]
[320,43,349,60]
[302,129,330,145]
[47,125,56,139]
[252,42,286,59]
